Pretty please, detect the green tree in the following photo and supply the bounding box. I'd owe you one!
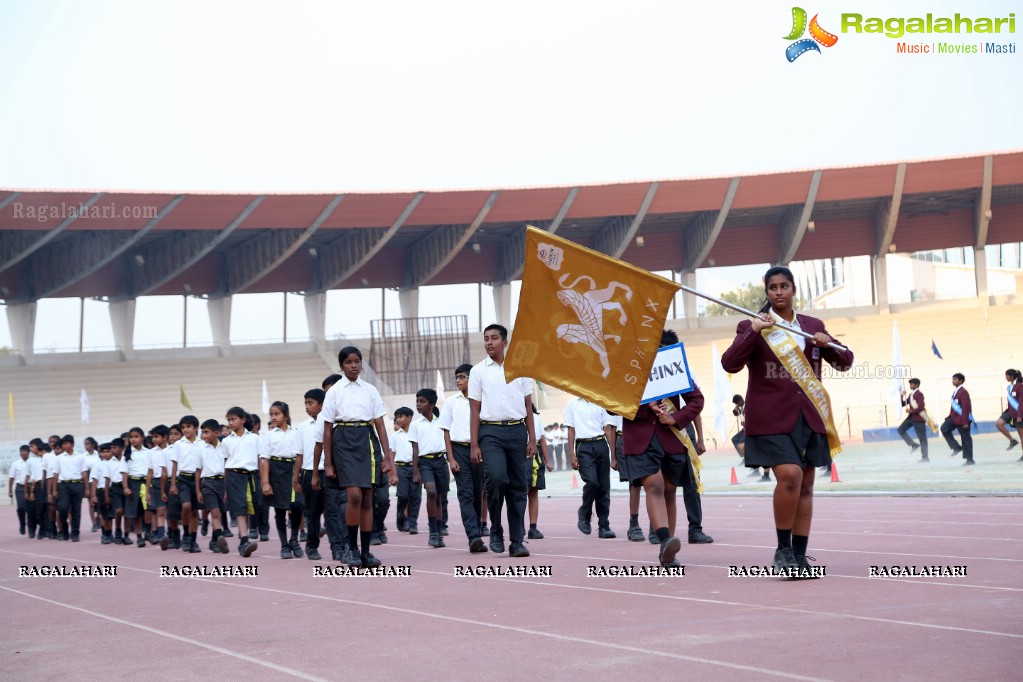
[705,282,766,316]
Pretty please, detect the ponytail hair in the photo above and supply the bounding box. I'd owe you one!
[125,426,145,461]
[1007,369,1023,383]
[271,400,292,427]
[226,406,253,432]
[760,265,796,314]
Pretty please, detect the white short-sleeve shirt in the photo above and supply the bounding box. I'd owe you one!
[467,357,532,421]
[53,452,90,482]
[126,447,152,478]
[294,417,324,471]
[564,398,614,439]
[222,431,260,471]
[198,442,226,477]
[392,429,413,464]
[438,392,471,443]
[260,426,296,460]
[408,414,447,457]
[321,376,386,423]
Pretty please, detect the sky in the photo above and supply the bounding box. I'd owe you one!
[1,0,1020,350]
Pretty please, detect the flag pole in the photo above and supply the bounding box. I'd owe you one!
[676,283,850,352]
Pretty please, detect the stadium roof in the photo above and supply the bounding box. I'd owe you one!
[1,152,1021,303]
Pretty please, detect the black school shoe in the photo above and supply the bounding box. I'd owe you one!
[299,530,307,543]
[216,536,229,554]
[479,523,489,536]
[688,531,714,544]
[527,528,544,539]
[362,552,382,569]
[772,547,797,571]
[370,531,382,546]
[306,548,322,561]
[428,533,445,548]
[290,539,304,558]
[221,528,234,538]
[658,537,682,568]
[489,532,505,554]
[189,541,202,553]
[344,547,363,569]
[407,524,419,535]
[577,507,592,535]
[201,519,209,536]
[509,542,530,558]
[280,545,294,559]
[598,527,616,539]
[468,537,488,553]
[790,554,822,580]
[240,539,258,558]
[378,530,388,544]
[137,536,146,548]
[627,525,644,542]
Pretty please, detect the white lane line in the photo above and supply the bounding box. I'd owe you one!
[0,585,331,682]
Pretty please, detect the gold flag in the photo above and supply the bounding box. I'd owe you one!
[505,226,678,420]
[7,392,13,427]
[179,385,192,411]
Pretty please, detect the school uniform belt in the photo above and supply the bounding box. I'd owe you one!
[59,479,83,484]
[395,461,412,467]
[335,420,371,427]
[129,476,147,481]
[480,419,524,426]
[270,456,295,462]
[577,436,605,442]
[420,452,446,460]
[451,441,470,447]
[178,472,195,478]
[204,474,224,479]
[227,468,251,474]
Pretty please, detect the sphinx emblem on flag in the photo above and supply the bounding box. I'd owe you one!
[555,273,633,378]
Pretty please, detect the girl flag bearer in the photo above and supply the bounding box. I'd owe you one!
[322,346,396,569]
[996,369,1022,454]
[260,401,304,559]
[721,265,853,578]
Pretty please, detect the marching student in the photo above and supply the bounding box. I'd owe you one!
[468,324,537,558]
[941,373,974,465]
[82,437,100,531]
[606,414,645,541]
[440,363,486,552]
[527,403,553,539]
[321,346,395,569]
[996,369,1022,454]
[247,411,270,542]
[260,400,304,559]
[410,388,448,548]
[297,389,326,560]
[169,415,204,553]
[621,330,705,568]
[565,396,616,539]
[313,373,350,562]
[221,406,260,558]
[41,441,59,539]
[24,443,45,539]
[124,427,152,548]
[197,418,230,554]
[9,446,29,535]
[898,379,930,462]
[722,265,854,576]
[53,435,90,542]
[107,438,130,544]
[392,407,419,534]
[90,443,114,544]
[168,424,182,445]
[147,425,171,544]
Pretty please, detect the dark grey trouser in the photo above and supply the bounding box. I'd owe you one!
[480,423,528,544]
[452,443,484,541]
[576,438,611,527]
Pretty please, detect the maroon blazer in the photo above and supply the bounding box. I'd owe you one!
[720,315,854,437]
[622,383,704,456]
[901,389,925,423]
[948,386,972,426]
[1011,383,1023,422]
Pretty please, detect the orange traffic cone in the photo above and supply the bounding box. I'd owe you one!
[729,467,739,485]
[571,473,579,489]
[830,464,840,483]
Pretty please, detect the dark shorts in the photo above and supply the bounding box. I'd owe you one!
[418,455,450,494]
[332,424,383,490]
[148,480,166,510]
[621,436,693,488]
[226,469,256,516]
[614,434,628,482]
[176,474,198,507]
[530,453,546,490]
[109,482,126,512]
[999,409,1015,424]
[264,458,301,509]
[201,477,226,512]
[125,478,148,519]
[744,413,831,469]
[96,490,114,520]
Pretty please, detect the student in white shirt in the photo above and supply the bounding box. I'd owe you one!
[82,437,101,532]
[313,373,349,562]
[440,363,485,552]
[220,406,261,558]
[90,444,115,544]
[107,438,131,544]
[321,346,394,569]
[565,397,617,539]
[169,416,204,554]
[260,401,304,559]
[297,388,326,560]
[9,445,29,535]
[124,427,153,548]
[391,407,420,535]
[54,435,90,541]
[146,425,171,544]
[197,419,230,554]
[411,388,449,549]
[527,404,554,539]
[24,444,46,539]
[468,324,536,558]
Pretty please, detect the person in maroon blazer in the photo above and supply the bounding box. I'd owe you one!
[898,378,929,461]
[620,329,704,569]
[721,266,853,577]
[995,369,1022,454]
[940,373,974,464]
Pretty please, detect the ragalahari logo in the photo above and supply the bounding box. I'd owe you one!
[784,7,839,61]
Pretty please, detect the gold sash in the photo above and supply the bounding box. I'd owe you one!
[910,391,938,433]
[761,328,842,458]
[666,422,703,494]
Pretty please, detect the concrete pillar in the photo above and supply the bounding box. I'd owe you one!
[873,255,889,311]
[974,247,989,306]
[682,272,698,329]
[109,299,136,358]
[207,295,232,356]
[492,283,511,328]
[6,301,36,362]
[399,288,419,319]
[304,292,327,348]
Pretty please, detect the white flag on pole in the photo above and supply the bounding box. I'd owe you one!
[711,342,733,442]
[891,320,904,411]
[80,388,90,424]
[262,380,270,416]
[435,369,446,408]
